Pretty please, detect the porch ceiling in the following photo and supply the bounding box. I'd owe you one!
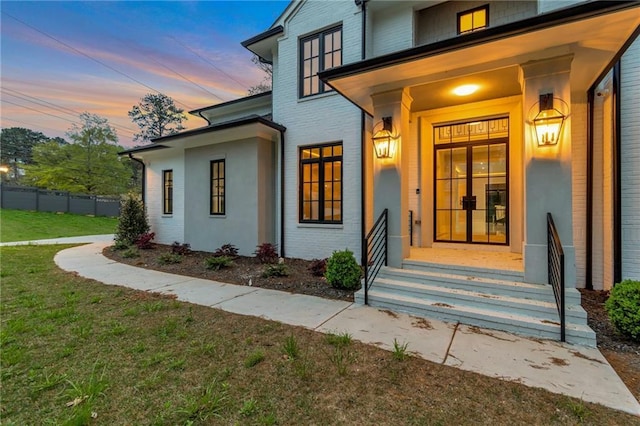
[321,3,640,115]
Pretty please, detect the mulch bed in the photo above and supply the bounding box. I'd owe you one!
[102,244,355,302]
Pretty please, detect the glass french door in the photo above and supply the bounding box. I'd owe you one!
[434,118,509,245]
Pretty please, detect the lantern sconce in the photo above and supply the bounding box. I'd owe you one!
[373,116,399,159]
[533,93,567,147]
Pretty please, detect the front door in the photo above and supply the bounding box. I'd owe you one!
[434,117,509,245]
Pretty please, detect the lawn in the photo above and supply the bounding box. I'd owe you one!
[0,209,117,242]
[2,245,638,425]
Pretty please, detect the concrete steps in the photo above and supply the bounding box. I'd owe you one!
[356,262,596,347]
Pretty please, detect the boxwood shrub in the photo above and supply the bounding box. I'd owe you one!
[605,279,640,342]
[325,249,362,290]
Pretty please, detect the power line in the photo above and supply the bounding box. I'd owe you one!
[169,36,251,91]
[2,11,195,111]
[147,56,224,102]
[0,116,70,135]
[1,88,137,136]
[2,99,80,125]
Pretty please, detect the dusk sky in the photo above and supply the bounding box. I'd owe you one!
[1,0,288,147]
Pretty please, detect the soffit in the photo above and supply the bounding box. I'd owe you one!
[324,6,640,115]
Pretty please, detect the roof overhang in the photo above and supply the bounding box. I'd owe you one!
[241,26,284,64]
[120,115,285,158]
[320,1,640,115]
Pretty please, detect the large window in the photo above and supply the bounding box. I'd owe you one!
[299,143,342,223]
[210,159,225,215]
[300,26,342,97]
[163,170,173,215]
[457,5,488,34]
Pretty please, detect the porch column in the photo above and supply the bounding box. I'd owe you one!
[371,88,413,268]
[521,55,577,286]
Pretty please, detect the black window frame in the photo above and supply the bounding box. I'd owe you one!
[162,169,173,215]
[210,159,225,215]
[457,5,489,35]
[299,142,343,224]
[299,25,342,98]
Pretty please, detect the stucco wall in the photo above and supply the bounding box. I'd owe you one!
[274,0,363,260]
[621,37,640,280]
[183,138,275,256]
[144,150,185,245]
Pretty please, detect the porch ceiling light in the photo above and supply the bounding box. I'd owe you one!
[533,93,567,147]
[373,116,398,159]
[453,84,479,96]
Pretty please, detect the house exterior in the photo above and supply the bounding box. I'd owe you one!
[121,0,640,346]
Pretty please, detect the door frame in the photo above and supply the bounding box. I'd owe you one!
[414,95,523,253]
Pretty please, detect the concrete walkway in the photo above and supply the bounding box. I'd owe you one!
[8,237,637,416]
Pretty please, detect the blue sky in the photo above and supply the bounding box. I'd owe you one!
[1,1,288,147]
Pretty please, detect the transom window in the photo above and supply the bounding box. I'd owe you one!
[458,5,488,34]
[299,143,342,223]
[300,26,342,98]
[210,159,225,215]
[163,170,173,215]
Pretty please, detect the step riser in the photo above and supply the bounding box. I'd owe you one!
[359,294,595,347]
[379,269,582,305]
[403,260,525,281]
[372,283,587,322]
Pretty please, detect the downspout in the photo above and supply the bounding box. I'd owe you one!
[586,90,593,290]
[279,128,286,258]
[613,61,622,285]
[357,0,368,267]
[128,154,146,205]
[197,111,211,125]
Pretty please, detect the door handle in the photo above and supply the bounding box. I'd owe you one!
[470,195,477,210]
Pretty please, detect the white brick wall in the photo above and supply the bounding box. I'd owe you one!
[274,0,364,261]
[571,99,587,288]
[621,38,640,280]
[371,4,414,56]
[144,150,185,245]
[537,0,586,14]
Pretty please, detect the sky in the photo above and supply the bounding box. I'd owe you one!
[0,0,288,147]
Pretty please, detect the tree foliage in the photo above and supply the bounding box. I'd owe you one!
[23,113,132,195]
[247,55,273,95]
[115,194,150,245]
[0,127,51,183]
[128,93,186,144]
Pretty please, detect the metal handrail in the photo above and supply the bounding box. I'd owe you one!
[363,209,388,305]
[547,213,566,342]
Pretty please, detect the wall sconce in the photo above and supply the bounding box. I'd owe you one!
[373,116,399,159]
[533,93,566,146]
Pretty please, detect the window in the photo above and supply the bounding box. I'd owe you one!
[210,159,225,215]
[163,170,173,215]
[300,26,342,97]
[299,143,342,223]
[458,5,488,34]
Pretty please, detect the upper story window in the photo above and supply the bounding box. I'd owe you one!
[300,26,342,98]
[458,5,488,35]
[210,159,225,215]
[163,170,173,215]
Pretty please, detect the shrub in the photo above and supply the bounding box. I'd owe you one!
[115,194,150,245]
[262,264,288,278]
[157,253,183,265]
[309,258,327,277]
[171,241,192,255]
[134,232,155,249]
[213,243,238,258]
[605,279,640,341]
[255,243,278,264]
[112,239,130,251]
[121,247,140,259]
[325,249,362,290]
[205,256,233,271]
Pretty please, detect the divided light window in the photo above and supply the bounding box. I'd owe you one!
[300,26,342,97]
[299,142,342,223]
[163,170,173,215]
[458,5,488,34]
[210,159,225,215]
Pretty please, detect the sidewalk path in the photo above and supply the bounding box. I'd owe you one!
[20,239,637,416]
[0,234,114,247]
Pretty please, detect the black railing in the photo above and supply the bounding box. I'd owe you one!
[547,213,566,342]
[363,209,388,305]
[409,210,413,246]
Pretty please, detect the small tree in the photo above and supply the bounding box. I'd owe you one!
[115,195,150,245]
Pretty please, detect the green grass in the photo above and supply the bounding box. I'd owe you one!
[0,209,117,242]
[2,245,638,425]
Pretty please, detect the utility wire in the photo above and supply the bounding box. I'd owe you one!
[3,99,80,125]
[0,116,70,135]
[169,35,250,91]
[147,56,224,102]
[2,12,195,111]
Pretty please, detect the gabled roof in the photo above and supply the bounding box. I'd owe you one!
[241,26,284,63]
